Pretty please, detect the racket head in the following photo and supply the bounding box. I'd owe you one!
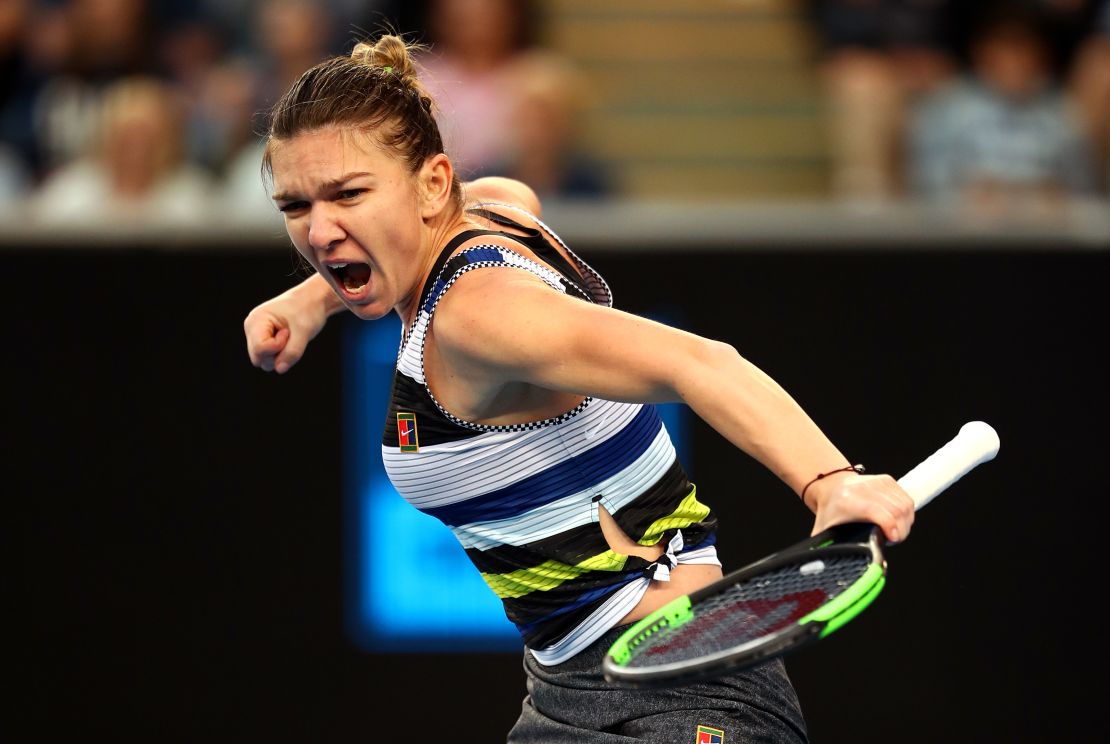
[602,522,887,688]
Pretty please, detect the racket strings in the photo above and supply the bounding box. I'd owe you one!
[622,554,872,668]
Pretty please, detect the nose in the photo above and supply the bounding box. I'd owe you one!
[307,203,346,252]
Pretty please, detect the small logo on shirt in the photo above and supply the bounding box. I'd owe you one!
[696,725,724,744]
[397,412,419,452]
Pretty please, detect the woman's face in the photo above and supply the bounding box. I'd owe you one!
[269,127,432,322]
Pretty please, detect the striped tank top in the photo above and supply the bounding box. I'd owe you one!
[381,206,720,664]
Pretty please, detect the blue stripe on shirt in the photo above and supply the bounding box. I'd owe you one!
[464,247,503,264]
[421,277,449,314]
[419,405,662,527]
[422,248,506,313]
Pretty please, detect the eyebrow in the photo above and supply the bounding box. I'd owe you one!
[271,171,373,202]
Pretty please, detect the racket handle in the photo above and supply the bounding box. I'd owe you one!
[897,421,1000,511]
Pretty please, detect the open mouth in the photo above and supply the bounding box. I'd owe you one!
[328,262,371,294]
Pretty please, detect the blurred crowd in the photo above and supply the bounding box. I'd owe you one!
[810,0,1110,213]
[0,0,1107,230]
[0,0,610,229]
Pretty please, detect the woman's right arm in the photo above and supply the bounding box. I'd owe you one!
[244,271,345,374]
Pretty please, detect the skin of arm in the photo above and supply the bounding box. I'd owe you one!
[462,176,543,215]
[430,270,916,542]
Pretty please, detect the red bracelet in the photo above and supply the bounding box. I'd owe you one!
[800,464,866,503]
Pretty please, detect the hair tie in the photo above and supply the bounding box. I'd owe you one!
[383,66,393,74]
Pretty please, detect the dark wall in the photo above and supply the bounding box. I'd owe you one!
[10,243,1106,742]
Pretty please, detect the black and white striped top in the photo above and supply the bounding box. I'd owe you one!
[381,206,720,664]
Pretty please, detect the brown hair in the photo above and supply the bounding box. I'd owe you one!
[263,34,462,205]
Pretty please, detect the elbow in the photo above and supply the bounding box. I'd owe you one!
[697,338,743,368]
[466,177,542,217]
[668,337,744,396]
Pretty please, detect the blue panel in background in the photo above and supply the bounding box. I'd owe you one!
[343,310,690,652]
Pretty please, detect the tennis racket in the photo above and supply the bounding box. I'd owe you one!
[602,420,1000,688]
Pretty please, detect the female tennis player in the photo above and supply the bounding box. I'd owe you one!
[242,34,915,743]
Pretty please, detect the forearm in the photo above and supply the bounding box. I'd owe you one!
[283,271,347,318]
[436,287,850,495]
[675,341,850,502]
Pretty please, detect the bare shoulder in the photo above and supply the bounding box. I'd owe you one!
[463,177,542,217]
[431,263,568,357]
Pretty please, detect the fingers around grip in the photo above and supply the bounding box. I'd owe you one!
[810,473,915,544]
[867,474,916,544]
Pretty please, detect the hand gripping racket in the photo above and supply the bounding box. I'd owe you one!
[602,421,1000,688]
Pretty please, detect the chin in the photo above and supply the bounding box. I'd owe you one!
[346,302,392,322]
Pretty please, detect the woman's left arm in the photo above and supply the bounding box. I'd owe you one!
[433,271,916,541]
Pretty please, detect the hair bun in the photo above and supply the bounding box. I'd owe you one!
[350,35,417,79]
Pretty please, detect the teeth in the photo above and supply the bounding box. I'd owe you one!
[332,262,348,269]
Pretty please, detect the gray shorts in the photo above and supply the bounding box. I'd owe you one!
[507,623,809,743]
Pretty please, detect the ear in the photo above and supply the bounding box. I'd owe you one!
[418,153,455,220]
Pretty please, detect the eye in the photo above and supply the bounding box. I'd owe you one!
[337,188,366,201]
[277,200,309,214]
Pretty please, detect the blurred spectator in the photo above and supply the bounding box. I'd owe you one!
[217,0,341,225]
[65,0,152,79]
[1,0,39,190]
[1066,1,1110,191]
[809,0,961,201]
[154,5,240,175]
[490,51,612,199]
[31,0,157,178]
[906,4,1098,215]
[417,0,610,198]
[30,75,214,225]
[248,0,338,112]
[417,0,541,180]
[150,0,406,59]
[1034,0,1109,76]
[185,57,258,178]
